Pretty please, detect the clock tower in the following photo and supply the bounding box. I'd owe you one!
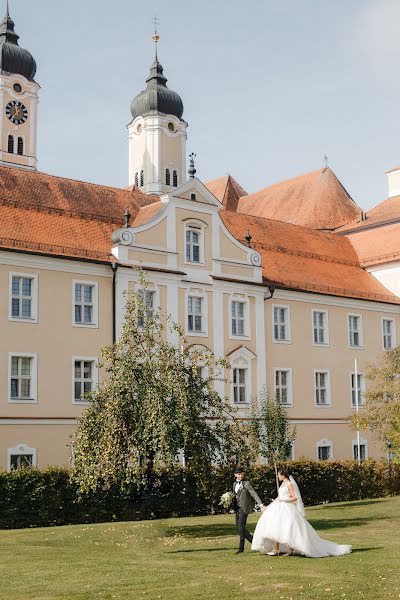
[0,4,39,171]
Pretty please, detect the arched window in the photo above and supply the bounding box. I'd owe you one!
[173,170,178,187]
[17,137,23,156]
[8,135,14,154]
[134,172,139,187]
[165,169,170,186]
[140,170,144,187]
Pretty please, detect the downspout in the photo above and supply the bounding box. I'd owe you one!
[111,261,119,344]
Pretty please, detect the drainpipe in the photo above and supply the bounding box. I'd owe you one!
[111,261,119,344]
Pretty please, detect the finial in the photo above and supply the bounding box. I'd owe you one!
[245,231,252,248]
[188,153,197,179]
[123,208,131,228]
[152,16,160,59]
[323,154,329,169]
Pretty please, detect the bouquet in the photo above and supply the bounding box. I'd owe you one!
[219,491,234,509]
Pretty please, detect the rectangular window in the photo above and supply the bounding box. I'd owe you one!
[233,368,247,404]
[353,443,366,461]
[348,314,362,348]
[313,310,328,345]
[273,306,290,342]
[11,275,33,319]
[315,371,330,406]
[10,356,33,401]
[318,445,331,460]
[186,228,200,263]
[232,301,245,336]
[74,283,95,325]
[351,373,365,407]
[138,290,155,327]
[188,296,203,332]
[383,319,395,350]
[74,360,95,402]
[274,369,292,405]
[10,454,33,470]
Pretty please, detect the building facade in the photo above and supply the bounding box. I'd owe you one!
[1,11,400,470]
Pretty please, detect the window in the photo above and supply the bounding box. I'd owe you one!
[185,226,201,263]
[137,289,155,327]
[273,305,291,342]
[73,281,98,327]
[348,314,362,348]
[173,170,178,187]
[351,372,365,407]
[188,295,203,332]
[140,170,144,186]
[8,134,14,154]
[10,275,33,319]
[134,172,139,187]
[165,169,170,186]
[383,318,396,350]
[8,353,37,403]
[231,301,246,336]
[353,442,367,461]
[233,368,247,404]
[312,310,328,345]
[17,137,23,155]
[73,358,98,403]
[274,369,293,406]
[7,444,36,471]
[318,445,331,460]
[314,370,331,406]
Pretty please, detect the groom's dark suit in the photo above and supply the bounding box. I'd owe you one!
[233,479,263,551]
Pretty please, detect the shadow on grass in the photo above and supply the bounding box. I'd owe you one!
[167,547,232,553]
[314,500,387,510]
[307,516,385,531]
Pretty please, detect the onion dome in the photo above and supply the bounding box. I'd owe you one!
[130,56,184,120]
[0,4,37,81]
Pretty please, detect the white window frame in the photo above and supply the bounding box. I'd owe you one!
[229,347,255,406]
[137,288,156,328]
[273,367,293,407]
[184,221,205,266]
[8,272,38,323]
[185,289,208,337]
[8,352,38,404]
[7,443,37,472]
[72,280,99,328]
[272,304,291,343]
[288,441,295,461]
[352,437,368,461]
[314,369,331,408]
[316,438,333,460]
[72,356,99,405]
[311,309,329,347]
[348,313,363,349]
[350,371,366,408]
[229,294,250,340]
[382,317,396,351]
[134,283,160,329]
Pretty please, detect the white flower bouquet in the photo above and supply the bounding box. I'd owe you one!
[219,491,234,509]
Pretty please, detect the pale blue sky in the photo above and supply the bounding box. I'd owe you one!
[11,0,400,209]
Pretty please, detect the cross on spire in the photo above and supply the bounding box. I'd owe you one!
[323,154,329,169]
[152,16,160,59]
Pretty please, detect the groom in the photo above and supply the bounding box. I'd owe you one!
[233,467,265,554]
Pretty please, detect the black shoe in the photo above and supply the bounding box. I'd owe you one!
[235,549,244,554]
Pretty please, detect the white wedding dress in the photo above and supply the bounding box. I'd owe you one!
[251,479,352,558]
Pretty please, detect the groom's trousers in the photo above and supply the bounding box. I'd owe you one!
[235,509,253,550]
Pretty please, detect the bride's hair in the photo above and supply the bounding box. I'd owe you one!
[277,466,291,479]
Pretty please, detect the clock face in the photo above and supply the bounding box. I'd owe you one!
[5,101,28,125]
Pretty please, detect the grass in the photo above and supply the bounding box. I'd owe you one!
[0,496,399,600]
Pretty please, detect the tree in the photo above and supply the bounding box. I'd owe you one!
[71,275,244,493]
[249,387,296,492]
[350,348,400,463]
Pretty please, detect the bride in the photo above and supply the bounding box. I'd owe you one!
[251,466,352,558]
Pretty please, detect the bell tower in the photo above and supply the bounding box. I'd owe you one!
[128,33,187,195]
[0,3,39,170]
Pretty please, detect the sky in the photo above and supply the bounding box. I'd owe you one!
[10,0,400,210]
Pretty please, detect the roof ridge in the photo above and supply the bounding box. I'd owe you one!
[0,236,111,261]
[252,240,360,267]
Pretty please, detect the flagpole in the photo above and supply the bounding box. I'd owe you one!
[355,358,361,465]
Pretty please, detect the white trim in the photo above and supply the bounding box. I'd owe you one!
[352,437,368,460]
[255,293,266,391]
[347,313,363,349]
[8,271,38,323]
[0,251,112,277]
[289,441,295,460]
[8,352,38,404]
[274,287,400,313]
[229,294,250,340]
[184,220,206,267]
[72,356,99,405]
[0,419,77,425]
[185,288,209,337]
[311,308,329,347]
[316,438,334,460]
[72,280,99,328]
[350,371,366,408]
[381,316,397,351]
[213,289,225,398]
[313,369,331,408]
[272,304,292,343]
[7,443,37,471]
[229,346,255,406]
[273,367,293,407]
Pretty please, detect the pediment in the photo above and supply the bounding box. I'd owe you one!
[169,178,223,208]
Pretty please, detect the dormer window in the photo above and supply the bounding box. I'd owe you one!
[165,169,170,186]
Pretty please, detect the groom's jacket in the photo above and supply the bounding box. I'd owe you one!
[233,480,263,515]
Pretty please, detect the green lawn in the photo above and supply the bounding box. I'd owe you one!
[0,497,399,600]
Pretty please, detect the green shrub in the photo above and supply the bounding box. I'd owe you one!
[0,460,398,529]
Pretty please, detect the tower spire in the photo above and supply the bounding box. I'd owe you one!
[152,16,160,61]
[6,0,9,18]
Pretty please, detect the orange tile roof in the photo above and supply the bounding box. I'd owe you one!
[221,211,400,304]
[132,201,165,226]
[205,175,247,211]
[237,168,360,230]
[342,221,400,268]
